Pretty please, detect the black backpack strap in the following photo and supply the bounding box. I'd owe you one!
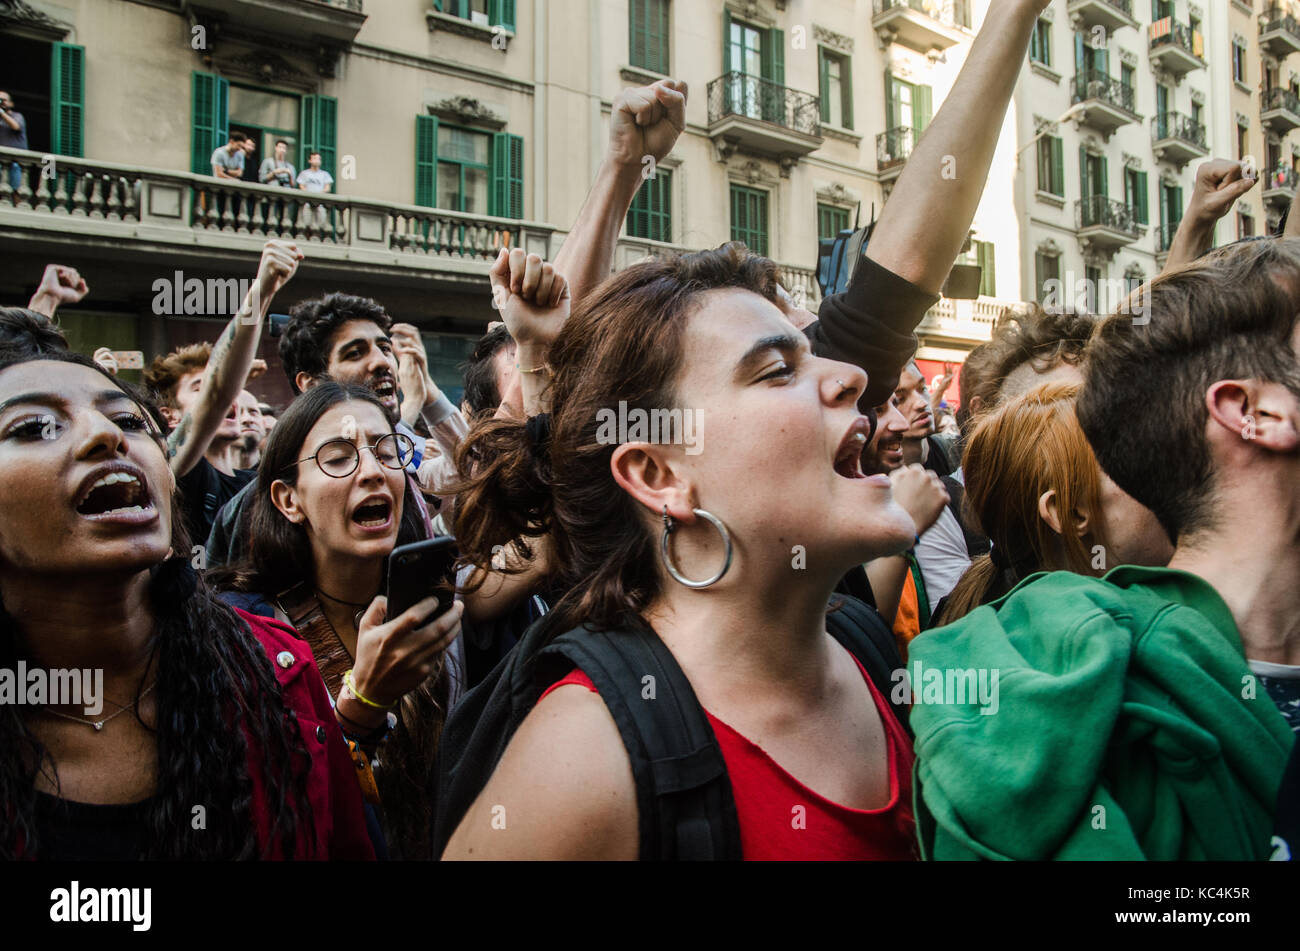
[541,626,741,861]
[940,475,991,559]
[824,595,912,738]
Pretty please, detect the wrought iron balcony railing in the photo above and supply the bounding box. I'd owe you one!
[1260,8,1300,40]
[1263,85,1300,117]
[1149,17,1205,60]
[706,72,821,135]
[1083,0,1133,17]
[1265,164,1299,193]
[1152,110,1207,148]
[1076,195,1142,236]
[1071,70,1137,113]
[876,126,917,168]
[873,0,972,29]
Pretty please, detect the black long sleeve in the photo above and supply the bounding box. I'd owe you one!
[803,255,939,411]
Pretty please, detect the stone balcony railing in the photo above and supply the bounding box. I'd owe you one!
[918,296,1021,344]
[0,147,553,281]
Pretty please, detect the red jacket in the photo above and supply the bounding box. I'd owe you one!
[238,608,376,860]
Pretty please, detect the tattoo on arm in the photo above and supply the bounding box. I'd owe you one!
[167,412,192,459]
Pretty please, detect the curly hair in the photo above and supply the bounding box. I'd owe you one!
[278,293,392,395]
[0,349,316,859]
[143,342,211,409]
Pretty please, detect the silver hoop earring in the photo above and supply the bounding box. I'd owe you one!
[660,506,733,589]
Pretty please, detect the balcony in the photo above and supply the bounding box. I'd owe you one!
[1259,8,1300,58]
[1263,165,1299,209]
[1071,71,1140,137]
[184,0,368,45]
[706,73,823,165]
[0,147,553,292]
[917,296,1023,348]
[1075,195,1143,253]
[615,237,822,308]
[1066,0,1138,35]
[1262,86,1300,134]
[1148,18,1206,77]
[1151,111,1208,166]
[871,0,971,56]
[876,127,917,182]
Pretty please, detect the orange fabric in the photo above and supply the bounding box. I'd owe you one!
[892,571,921,663]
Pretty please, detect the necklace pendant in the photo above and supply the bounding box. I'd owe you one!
[93,721,103,731]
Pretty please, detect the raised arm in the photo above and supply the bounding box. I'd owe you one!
[27,264,88,319]
[867,0,1048,292]
[552,79,686,305]
[168,240,301,476]
[489,249,569,418]
[1163,158,1258,272]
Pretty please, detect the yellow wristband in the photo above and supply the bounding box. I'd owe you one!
[516,362,549,374]
[343,669,394,710]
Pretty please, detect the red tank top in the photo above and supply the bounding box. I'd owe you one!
[539,652,918,861]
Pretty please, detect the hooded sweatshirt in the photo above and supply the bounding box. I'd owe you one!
[910,565,1294,860]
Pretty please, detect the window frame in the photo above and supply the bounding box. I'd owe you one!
[627,167,673,243]
[436,123,493,215]
[730,184,770,256]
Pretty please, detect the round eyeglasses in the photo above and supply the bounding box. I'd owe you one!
[289,432,415,478]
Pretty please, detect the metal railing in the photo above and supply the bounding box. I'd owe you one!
[1265,164,1299,193]
[0,147,552,264]
[873,0,972,29]
[1263,85,1300,117]
[1260,8,1300,40]
[707,72,821,135]
[1076,195,1142,236]
[1149,17,1205,60]
[1069,0,1134,17]
[1071,70,1137,113]
[1152,110,1207,148]
[876,126,917,168]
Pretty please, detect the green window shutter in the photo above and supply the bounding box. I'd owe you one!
[770,28,785,86]
[415,114,438,208]
[1029,22,1039,62]
[1136,170,1148,225]
[491,132,524,219]
[819,49,830,123]
[976,241,995,297]
[1079,145,1089,201]
[1173,186,1183,226]
[723,8,732,73]
[884,71,898,128]
[1099,154,1108,198]
[302,94,339,180]
[1051,137,1064,195]
[914,85,932,133]
[841,55,853,130]
[489,0,516,31]
[51,42,86,157]
[190,71,229,174]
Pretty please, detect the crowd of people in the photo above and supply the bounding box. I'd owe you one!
[1,0,1298,862]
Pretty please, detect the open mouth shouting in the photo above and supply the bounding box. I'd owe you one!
[350,493,395,534]
[369,375,398,410]
[74,463,158,524]
[833,417,872,480]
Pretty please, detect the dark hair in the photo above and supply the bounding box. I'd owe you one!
[0,349,316,859]
[278,293,392,395]
[452,243,780,637]
[461,324,515,416]
[308,151,321,159]
[213,381,447,858]
[1077,237,1300,542]
[0,308,68,356]
[143,342,211,409]
[229,131,248,144]
[276,139,288,148]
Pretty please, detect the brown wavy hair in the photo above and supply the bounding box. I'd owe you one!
[451,243,781,637]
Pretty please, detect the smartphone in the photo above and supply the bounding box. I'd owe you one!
[385,537,458,622]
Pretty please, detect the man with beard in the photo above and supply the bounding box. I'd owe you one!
[233,389,265,469]
[896,362,956,476]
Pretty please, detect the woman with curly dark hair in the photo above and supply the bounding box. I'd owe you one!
[0,346,373,860]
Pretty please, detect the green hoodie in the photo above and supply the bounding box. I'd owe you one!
[911,565,1294,860]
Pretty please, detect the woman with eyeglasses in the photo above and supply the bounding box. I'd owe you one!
[0,340,373,859]
[214,381,462,859]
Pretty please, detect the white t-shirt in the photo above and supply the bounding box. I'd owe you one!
[914,506,971,609]
[297,168,334,193]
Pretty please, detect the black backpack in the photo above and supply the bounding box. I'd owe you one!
[431,595,908,860]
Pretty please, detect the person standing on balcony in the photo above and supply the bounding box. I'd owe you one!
[0,90,28,192]
[259,138,297,229]
[297,151,334,232]
[210,130,248,180]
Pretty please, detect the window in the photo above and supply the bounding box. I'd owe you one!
[1037,134,1065,196]
[1125,167,1149,225]
[1155,83,1169,119]
[1152,0,1174,19]
[1121,63,1135,91]
[629,0,670,75]
[1159,181,1184,250]
[1080,149,1108,200]
[817,203,850,241]
[884,74,931,133]
[1030,18,1051,67]
[627,168,672,242]
[1238,210,1255,239]
[1034,251,1060,304]
[722,12,784,123]
[1191,100,1203,128]
[975,240,996,297]
[414,116,523,218]
[1085,264,1103,313]
[730,184,769,256]
[437,0,515,30]
[1237,122,1248,160]
[1125,268,1144,296]
[1233,39,1247,84]
[819,48,853,130]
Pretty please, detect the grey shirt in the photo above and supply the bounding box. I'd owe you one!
[259,156,297,187]
[210,144,245,177]
[0,109,27,150]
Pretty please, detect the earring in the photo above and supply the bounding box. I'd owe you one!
[660,505,733,589]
